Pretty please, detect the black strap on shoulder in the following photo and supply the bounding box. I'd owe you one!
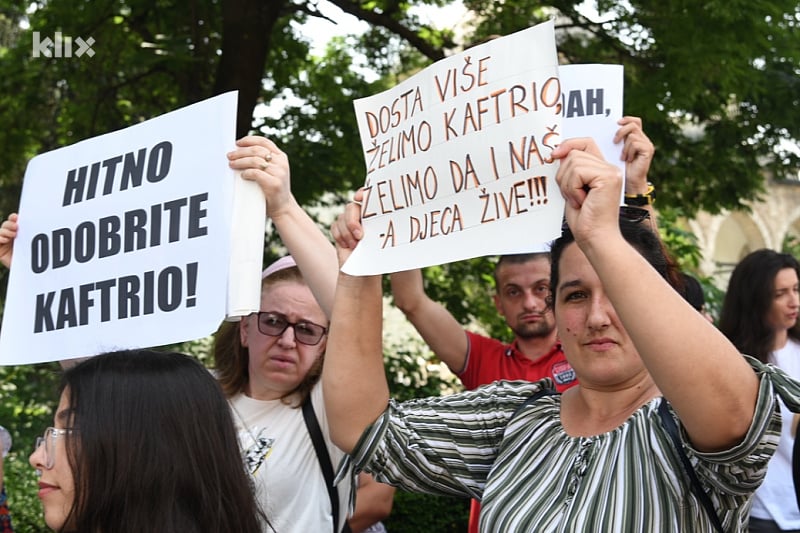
[510,387,558,421]
[302,398,352,533]
[658,399,724,533]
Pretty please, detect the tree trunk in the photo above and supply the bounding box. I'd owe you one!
[215,0,284,137]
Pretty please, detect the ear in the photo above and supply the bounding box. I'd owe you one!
[239,317,250,347]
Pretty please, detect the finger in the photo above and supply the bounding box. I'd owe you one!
[616,116,642,128]
[331,216,358,249]
[344,202,364,240]
[551,138,604,160]
[230,138,283,164]
[235,135,269,148]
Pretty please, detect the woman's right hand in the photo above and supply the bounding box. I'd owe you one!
[330,189,365,267]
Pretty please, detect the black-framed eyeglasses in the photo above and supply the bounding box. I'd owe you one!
[561,205,651,231]
[252,312,328,346]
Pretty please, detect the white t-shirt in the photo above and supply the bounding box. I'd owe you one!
[230,382,352,533]
[750,337,800,528]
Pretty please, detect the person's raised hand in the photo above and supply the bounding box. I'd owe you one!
[227,136,293,219]
[552,138,623,245]
[614,116,654,195]
[0,213,19,269]
[330,189,366,267]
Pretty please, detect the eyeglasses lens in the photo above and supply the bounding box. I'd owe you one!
[257,313,325,345]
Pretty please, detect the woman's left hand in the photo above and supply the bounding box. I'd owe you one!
[552,138,623,245]
[227,136,293,219]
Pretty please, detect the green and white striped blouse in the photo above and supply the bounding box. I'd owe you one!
[349,359,796,532]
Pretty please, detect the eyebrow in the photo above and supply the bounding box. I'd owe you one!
[56,408,75,425]
[557,279,583,293]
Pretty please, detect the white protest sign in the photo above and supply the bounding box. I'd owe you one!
[559,64,624,179]
[0,92,260,365]
[343,20,564,275]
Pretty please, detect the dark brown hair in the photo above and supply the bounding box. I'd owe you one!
[59,350,266,533]
[719,249,800,363]
[213,265,323,406]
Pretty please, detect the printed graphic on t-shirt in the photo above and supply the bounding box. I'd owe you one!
[240,427,274,475]
[551,360,576,386]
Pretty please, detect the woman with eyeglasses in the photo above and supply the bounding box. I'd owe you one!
[325,137,800,531]
[719,249,800,533]
[216,137,394,533]
[28,349,266,533]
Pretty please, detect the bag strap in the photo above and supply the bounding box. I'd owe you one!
[302,398,352,533]
[510,386,558,421]
[658,399,724,533]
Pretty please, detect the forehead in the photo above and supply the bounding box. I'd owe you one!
[555,244,599,290]
[496,257,551,285]
[260,280,324,318]
[55,389,72,425]
[774,267,800,288]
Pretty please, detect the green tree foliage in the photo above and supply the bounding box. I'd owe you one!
[0,0,798,529]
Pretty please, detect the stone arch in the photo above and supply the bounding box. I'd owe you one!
[711,212,768,288]
[785,208,800,251]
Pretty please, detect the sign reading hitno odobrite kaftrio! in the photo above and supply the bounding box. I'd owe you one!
[0,92,239,365]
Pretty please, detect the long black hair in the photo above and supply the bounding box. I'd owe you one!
[719,249,800,363]
[59,349,266,533]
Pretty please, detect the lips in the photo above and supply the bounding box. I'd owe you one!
[37,481,58,498]
[269,355,296,366]
[584,337,618,350]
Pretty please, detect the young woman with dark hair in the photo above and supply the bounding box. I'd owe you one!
[29,349,266,533]
[719,249,800,532]
[719,249,800,364]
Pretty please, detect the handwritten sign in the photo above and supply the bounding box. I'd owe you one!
[0,92,258,365]
[343,20,564,275]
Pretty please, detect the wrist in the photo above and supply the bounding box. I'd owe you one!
[624,182,655,206]
[266,195,300,222]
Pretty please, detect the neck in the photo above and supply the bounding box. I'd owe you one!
[561,375,660,437]
[515,331,558,362]
[244,382,284,402]
[773,329,790,352]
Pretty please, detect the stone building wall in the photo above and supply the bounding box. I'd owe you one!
[684,179,800,288]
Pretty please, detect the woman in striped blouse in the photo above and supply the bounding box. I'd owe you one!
[326,137,793,532]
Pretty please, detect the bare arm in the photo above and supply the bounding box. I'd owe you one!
[0,213,18,269]
[348,473,395,532]
[390,269,469,373]
[554,138,758,452]
[616,116,657,225]
[325,196,390,452]
[228,137,338,318]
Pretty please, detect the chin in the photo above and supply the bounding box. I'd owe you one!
[44,513,67,532]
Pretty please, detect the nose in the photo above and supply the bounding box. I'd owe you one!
[29,440,46,470]
[586,294,612,331]
[522,289,544,312]
[276,324,297,348]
